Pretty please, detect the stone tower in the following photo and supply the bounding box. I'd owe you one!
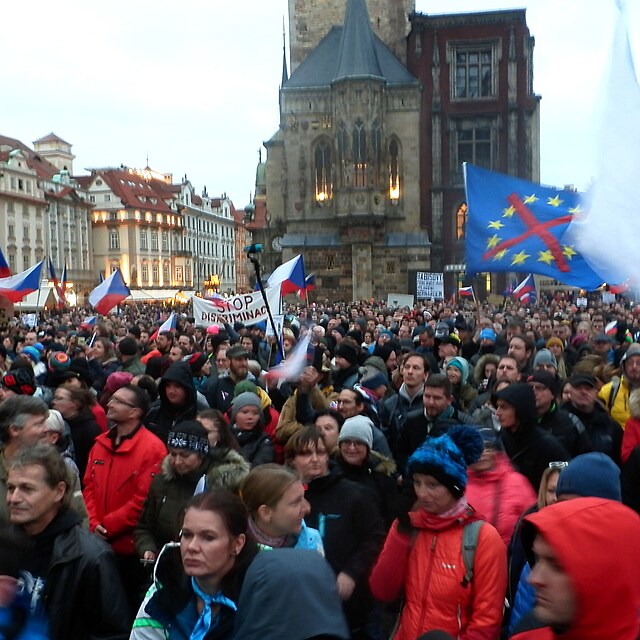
[288,0,415,71]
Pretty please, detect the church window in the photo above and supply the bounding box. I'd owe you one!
[314,140,333,204]
[456,125,492,170]
[352,119,367,187]
[452,44,497,100]
[389,139,400,202]
[337,122,348,166]
[372,121,382,186]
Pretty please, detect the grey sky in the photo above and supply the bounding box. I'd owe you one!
[3,0,628,206]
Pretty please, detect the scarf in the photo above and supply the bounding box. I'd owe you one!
[409,496,478,531]
[247,517,289,549]
[190,577,237,640]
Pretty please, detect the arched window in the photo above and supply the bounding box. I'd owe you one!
[314,140,333,204]
[455,202,468,239]
[352,118,367,187]
[372,120,382,186]
[389,139,400,202]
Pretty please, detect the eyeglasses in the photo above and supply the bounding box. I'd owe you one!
[340,439,367,449]
[108,396,137,409]
[548,461,569,470]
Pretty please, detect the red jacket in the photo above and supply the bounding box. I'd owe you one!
[369,504,506,640]
[466,453,537,546]
[83,425,167,555]
[511,498,640,640]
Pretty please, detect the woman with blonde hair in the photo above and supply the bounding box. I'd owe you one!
[240,464,323,553]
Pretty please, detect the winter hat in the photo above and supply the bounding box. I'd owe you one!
[338,415,374,449]
[546,337,564,350]
[1,368,36,396]
[446,357,470,383]
[206,324,220,336]
[372,343,394,364]
[167,419,210,455]
[33,342,45,354]
[360,371,388,392]
[45,409,66,435]
[621,343,640,365]
[407,425,483,498]
[569,373,597,389]
[186,351,208,374]
[527,370,558,393]
[335,343,359,366]
[233,380,259,397]
[117,337,139,356]
[65,358,95,387]
[379,329,395,340]
[533,349,557,370]
[331,325,346,337]
[493,383,537,429]
[103,372,134,397]
[555,452,621,501]
[227,344,251,359]
[48,351,71,374]
[479,328,497,342]
[230,391,263,423]
[21,346,41,364]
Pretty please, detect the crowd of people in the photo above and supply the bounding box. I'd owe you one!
[0,292,639,639]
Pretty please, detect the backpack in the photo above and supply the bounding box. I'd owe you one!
[461,520,484,587]
[607,376,622,412]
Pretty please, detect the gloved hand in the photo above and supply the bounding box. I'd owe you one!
[396,481,417,535]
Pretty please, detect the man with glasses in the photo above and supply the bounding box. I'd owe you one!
[83,384,166,619]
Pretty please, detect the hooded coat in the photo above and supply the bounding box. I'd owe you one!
[147,362,198,443]
[135,449,250,557]
[231,548,350,640]
[466,452,537,546]
[511,498,640,639]
[497,384,568,491]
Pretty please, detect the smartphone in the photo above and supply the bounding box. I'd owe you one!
[78,337,86,346]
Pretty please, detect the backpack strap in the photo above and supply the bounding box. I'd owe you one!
[461,520,484,588]
[608,376,621,412]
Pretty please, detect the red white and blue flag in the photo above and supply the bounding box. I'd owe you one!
[80,316,97,329]
[0,246,11,278]
[265,332,313,382]
[513,274,536,303]
[150,313,177,341]
[266,254,306,296]
[48,259,66,307]
[59,263,67,308]
[88,268,131,315]
[458,286,474,298]
[0,260,44,302]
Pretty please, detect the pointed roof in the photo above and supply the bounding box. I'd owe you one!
[33,132,71,146]
[334,0,383,82]
[283,0,418,90]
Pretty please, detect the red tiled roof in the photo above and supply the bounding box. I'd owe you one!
[191,194,203,205]
[0,134,61,180]
[95,169,175,214]
[245,199,268,230]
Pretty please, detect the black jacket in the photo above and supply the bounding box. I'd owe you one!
[395,406,475,473]
[23,509,130,640]
[66,409,101,482]
[565,401,623,466]
[497,383,569,491]
[232,426,275,468]
[147,362,198,443]
[304,464,385,632]
[538,403,592,459]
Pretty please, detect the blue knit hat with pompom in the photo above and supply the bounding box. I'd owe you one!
[406,425,483,498]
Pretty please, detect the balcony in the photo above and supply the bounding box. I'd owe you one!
[174,249,192,257]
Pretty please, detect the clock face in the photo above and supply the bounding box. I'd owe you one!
[272,236,283,251]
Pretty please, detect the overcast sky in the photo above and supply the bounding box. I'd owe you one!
[3,0,633,207]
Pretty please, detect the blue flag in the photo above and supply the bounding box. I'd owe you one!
[464,164,604,290]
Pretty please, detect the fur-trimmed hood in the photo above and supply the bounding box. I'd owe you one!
[629,387,640,419]
[160,447,250,492]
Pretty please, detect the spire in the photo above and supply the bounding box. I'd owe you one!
[281,16,289,87]
[333,0,384,83]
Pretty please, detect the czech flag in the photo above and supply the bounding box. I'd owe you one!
[458,286,474,297]
[266,254,306,296]
[80,316,97,330]
[150,312,177,341]
[0,260,44,302]
[88,268,130,315]
[265,333,313,382]
[513,274,536,303]
[0,246,11,278]
[59,262,67,308]
[48,259,65,307]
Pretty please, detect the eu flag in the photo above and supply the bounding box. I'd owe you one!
[464,164,604,290]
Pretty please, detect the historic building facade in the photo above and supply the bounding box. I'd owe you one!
[264,0,430,301]
[407,9,541,293]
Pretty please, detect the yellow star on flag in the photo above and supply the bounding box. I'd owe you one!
[502,205,516,218]
[511,250,530,266]
[547,195,563,207]
[486,235,501,249]
[562,245,577,260]
[568,205,582,214]
[523,194,538,204]
[488,220,504,230]
[537,250,554,265]
[493,249,508,261]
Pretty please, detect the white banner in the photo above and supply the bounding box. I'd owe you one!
[416,272,444,300]
[191,287,281,327]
